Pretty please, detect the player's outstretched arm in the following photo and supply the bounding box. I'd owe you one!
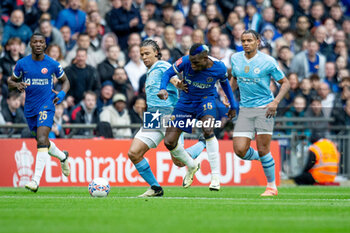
[52,74,70,105]
[7,75,29,92]
[158,65,178,100]
[170,77,188,92]
[265,77,290,118]
[220,79,238,119]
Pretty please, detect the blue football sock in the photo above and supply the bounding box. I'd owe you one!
[260,152,275,182]
[186,141,206,159]
[242,147,260,160]
[135,158,160,187]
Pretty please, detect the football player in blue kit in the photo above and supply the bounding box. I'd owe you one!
[8,33,71,192]
[230,30,290,196]
[158,44,237,191]
[128,39,207,197]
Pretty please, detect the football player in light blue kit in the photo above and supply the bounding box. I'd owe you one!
[158,44,237,191]
[128,40,206,197]
[8,33,71,192]
[230,30,290,196]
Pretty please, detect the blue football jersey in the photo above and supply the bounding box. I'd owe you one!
[231,51,285,107]
[13,55,64,117]
[172,55,228,101]
[145,60,178,111]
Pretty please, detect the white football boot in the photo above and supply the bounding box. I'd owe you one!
[25,180,38,193]
[138,186,164,197]
[209,174,220,191]
[182,161,200,188]
[61,151,70,177]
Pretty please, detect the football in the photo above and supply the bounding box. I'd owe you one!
[88,178,110,197]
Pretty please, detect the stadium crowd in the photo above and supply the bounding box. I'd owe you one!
[0,0,350,139]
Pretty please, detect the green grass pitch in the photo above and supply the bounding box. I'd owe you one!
[1,186,349,233]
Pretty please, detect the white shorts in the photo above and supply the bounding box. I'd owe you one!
[233,107,274,139]
[135,127,184,148]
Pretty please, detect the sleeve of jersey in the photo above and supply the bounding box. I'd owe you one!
[13,61,22,79]
[55,62,65,79]
[160,57,184,90]
[220,79,238,110]
[270,59,285,81]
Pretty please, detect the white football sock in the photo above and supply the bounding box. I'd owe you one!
[32,148,49,185]
[171,144,196,169]
[206,136,220,176]
[49,141,66,161]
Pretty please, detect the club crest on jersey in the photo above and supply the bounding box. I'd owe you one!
[254,68,260,74]
[41,68,48,74]
[244,66,249,73]
[176,57,183,66]
[206,77,213,83]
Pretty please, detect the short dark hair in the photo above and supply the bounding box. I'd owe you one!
[140,39,162,59]
[31,32,45,40]
[242,29,260,40]
[8,91,21,99]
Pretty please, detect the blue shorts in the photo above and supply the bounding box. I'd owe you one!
[171,96,217,133]
[26,109,55,135]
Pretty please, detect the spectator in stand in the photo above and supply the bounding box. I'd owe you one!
[231,21,245,51]
[324,17,337,44]
[38,0,55,24]
[206,4,224,26]
[290,38,326,80]
[112,67,134,104]
[1,91,26,135]
[294,15,311,53]
[277,45,293,76]
[2,9,32,46]
[186,2,202,28]
[172,11,193,44]
[55,0,86,40]
[195,14,209,34]
[191,29,205,44]
[310,1,325,29]
[324,62,339,93]
[317,82,335,118]
[97,45,121,84]
[221,11,240,42]
[141,20,157,40]
[128,95,146,134]
[88,10,110,36]
[342,18,350,42]
[271,0,285,19]
[20,0,40,32]
[218,33,234,68]
[86,21,102,51]
[295,0,311,18]
[124,45,147,92]
[283,95,310,136]
[281,3,297,29]
[261,7,275,29]
[207,26,221,47]
[163,26,182,61]
[70,91,100,137]
[46,44,68,70]
[49,104,67,139]
[330,4,345,28]
[97,81,115,113]
[144,0,161,20]
[300,78,317,105]
[100,93,132,138]
[234,5,246,21]
[65,33,105,68]
[108,0,143,50]
[0,37,23,99]
[105,0,122,27]
[314,25,333,60]
[244,1,262,31]
[60,26,76,54]
[281,73,301,109]
[65,48,101,106]
[161,3,175,26]
[305,96,330,137]
[101,32,126,67]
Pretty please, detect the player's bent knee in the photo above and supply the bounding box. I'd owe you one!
[164,138,176,151]
[234,146,248,158]
[128,149,142,164]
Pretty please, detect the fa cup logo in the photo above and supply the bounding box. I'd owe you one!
[13,142,34,187]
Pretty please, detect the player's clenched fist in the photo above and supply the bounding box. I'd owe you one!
[16,82,30,92]
[157,89,168,100]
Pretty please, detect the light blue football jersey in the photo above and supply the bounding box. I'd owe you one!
[231,51,285,107]
[145,60,178,113]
